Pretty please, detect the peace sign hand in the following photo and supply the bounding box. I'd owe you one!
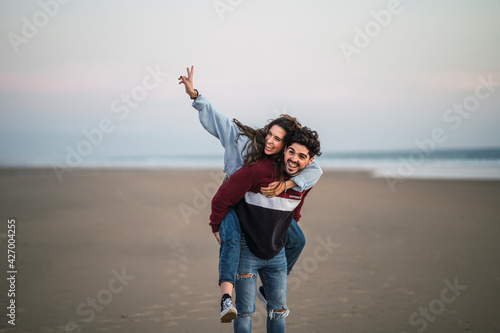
[178,66,198,99]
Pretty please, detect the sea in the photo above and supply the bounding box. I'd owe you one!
[3,148,500,181]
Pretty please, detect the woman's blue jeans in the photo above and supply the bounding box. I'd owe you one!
[218,208,242,285]
[218,209,306,286]
[234,237,289,333]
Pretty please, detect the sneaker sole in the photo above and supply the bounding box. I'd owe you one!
[220,308,238,323]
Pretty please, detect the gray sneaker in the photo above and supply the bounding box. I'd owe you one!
[220,295,237,323]
[257,286,267,307]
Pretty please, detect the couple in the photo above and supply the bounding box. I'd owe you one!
[179,66,322,332]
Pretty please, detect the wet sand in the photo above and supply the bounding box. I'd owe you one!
[0,168,499,332]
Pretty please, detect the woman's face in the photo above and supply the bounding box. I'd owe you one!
[264,125,286,155]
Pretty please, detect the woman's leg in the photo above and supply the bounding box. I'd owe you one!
[284,219,306,275]
[219,208,242,289]
[219,209,242,323]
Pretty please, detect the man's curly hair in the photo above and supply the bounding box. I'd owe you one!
[289,127,322,158]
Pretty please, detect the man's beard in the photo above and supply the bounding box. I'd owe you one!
[285,158,305,177]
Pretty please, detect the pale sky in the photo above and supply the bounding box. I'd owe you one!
[1,0,499,165]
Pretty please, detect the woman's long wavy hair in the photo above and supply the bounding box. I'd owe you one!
[232,114,302,168]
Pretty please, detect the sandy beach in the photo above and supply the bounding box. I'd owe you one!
[0,167,499,333]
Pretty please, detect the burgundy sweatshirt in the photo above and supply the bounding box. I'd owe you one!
[210,159,310,260]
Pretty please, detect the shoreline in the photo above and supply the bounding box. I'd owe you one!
[2,165,500,182]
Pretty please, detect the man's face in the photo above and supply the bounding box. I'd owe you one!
[283,143,314,177]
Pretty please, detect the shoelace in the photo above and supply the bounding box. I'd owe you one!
[222,298,233,309]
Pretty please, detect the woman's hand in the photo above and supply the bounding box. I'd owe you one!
[260,181,286,198]
[178,65,198,99]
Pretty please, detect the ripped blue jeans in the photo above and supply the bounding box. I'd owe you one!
[234,237,288,333]
[218,208,241,286]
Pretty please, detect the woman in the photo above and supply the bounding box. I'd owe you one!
[178,66,322,323]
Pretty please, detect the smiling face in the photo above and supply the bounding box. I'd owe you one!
[264,125,286,155]
[283,143,314,176]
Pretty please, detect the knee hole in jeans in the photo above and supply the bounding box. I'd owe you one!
[269,308,290,320]
[237,273,255,279]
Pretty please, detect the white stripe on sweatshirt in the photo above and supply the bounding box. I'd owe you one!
[244,192,301,212]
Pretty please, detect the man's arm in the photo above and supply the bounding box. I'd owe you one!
[293,188,312,222]
[209,166,255,233]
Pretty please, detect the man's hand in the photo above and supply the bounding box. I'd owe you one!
[178,65,198,98]
[260,181,286,198]
[214,231,221,245]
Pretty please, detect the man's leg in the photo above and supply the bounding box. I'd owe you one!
[218,208,242,322]
[260,247,288,333]
[257,219,305,307]
[234,237,261,333]
[285,219,306,275]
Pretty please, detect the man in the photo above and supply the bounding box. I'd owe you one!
[210,127,322,332]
